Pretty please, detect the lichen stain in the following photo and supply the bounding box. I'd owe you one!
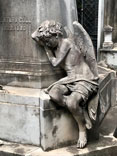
[52,125,58,137]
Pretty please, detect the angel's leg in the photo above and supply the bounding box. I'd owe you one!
[66,92,87,148]
[83,109,92,129]
[49,84,69,107]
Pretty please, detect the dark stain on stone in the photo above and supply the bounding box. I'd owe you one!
[34,109,40,117]
[44,134,48,139]
[66,145,78,155]
[14,148,25,154]
[40,133,43,139]
[42,107,66,122]
[45,140,77,151]
[42,110,57,121]
[52,125,58,137]
[9,144,20,148]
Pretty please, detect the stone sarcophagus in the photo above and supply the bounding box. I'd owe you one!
[0,0,78,89]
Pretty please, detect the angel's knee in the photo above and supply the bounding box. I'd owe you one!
[49,85,61,102]
[67,92,83,114]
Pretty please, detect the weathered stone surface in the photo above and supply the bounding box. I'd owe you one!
[32,135,117,156]
[39,91,78,151]
[0,102,40,146]
[0,141,39,156]
[0,135,117,156]
[0,66,115,150]
[0,86,41,106]
[0,87,40,146]
[0,0,77,89]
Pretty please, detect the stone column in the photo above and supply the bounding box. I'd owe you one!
[0,0,78,88]
[104,0,117,42]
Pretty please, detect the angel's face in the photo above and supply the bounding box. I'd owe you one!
[45,36,58,48]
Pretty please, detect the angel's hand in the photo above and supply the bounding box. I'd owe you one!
[46,53,55,63]
[44,47,55,62]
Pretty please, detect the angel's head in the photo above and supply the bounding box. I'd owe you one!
[32,20,63,48]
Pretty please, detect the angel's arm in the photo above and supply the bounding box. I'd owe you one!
[45,39,71,67]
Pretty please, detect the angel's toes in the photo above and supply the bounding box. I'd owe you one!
[77,131,87,148]
[77,138,87,148]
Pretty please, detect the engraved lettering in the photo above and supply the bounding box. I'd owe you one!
[22,26,26,31]
[19,17,23,23]
[3,24,27,31]
[0,16,31,31]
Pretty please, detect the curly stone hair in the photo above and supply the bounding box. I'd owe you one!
[37,20,63,41]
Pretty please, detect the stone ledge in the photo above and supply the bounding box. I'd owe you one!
[0,134,117,156]
[0,86,41,106]
[100,48,117,52]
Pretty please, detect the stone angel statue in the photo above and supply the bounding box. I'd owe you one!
[32,20,99,148]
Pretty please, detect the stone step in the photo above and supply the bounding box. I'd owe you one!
[0,86,41,106]
[0,134,117,156]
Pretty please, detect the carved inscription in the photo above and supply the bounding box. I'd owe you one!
[0,16,31,32]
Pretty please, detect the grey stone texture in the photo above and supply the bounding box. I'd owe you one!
[0,0,77,89]
[100,49,117,70]
[0,134,117,156]
[103,25,114,49]
[0,87,41,146]
[0,66,115,151]
[39,91,78,151]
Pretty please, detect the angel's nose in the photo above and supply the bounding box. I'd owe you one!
[31,31,36,39]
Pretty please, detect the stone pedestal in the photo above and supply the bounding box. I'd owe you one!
[0,66,115,151]
[102,25,113,49]
[0,0,78,89]
[39,91,78,151]
[0,86,79,150]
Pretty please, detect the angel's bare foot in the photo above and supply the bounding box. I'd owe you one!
[77,131,87,148]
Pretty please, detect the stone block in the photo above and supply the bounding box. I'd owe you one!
[0,86,79,150]
[39,91,78,151]
[0,102,40,146]
[0,87,40,146]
